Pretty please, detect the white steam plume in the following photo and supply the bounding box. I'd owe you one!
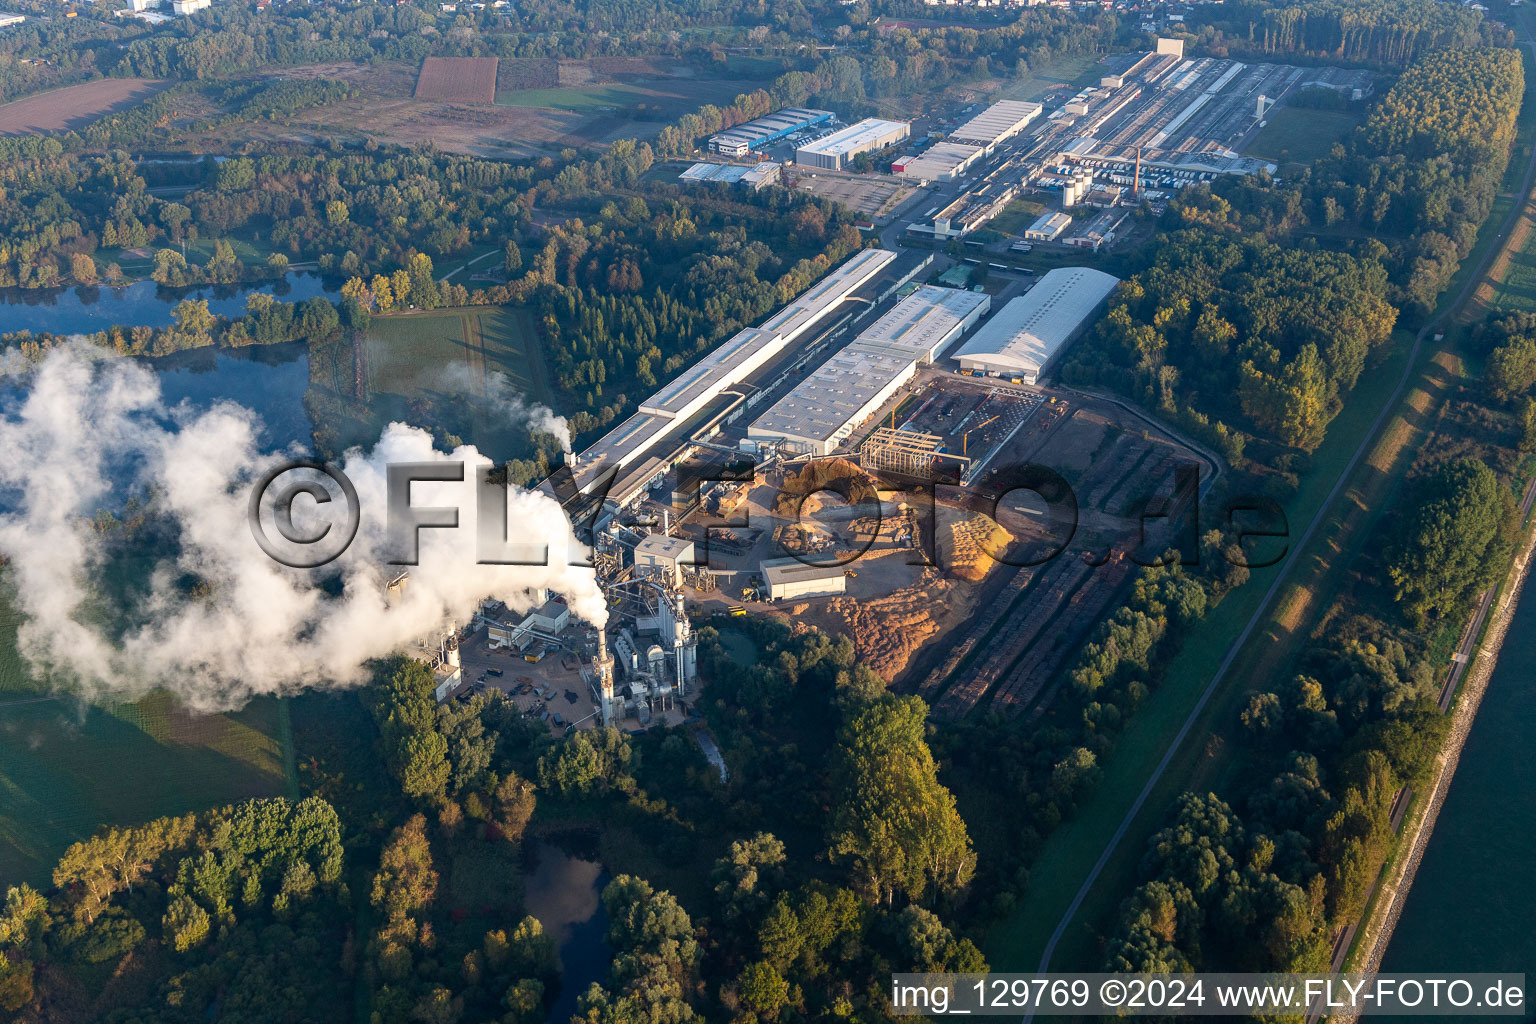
[426,363,572,453]
[0,343,604,712]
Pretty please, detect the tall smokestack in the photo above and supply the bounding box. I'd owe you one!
[595,625,616,726]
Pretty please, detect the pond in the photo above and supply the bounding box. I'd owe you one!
[153,341,313,449]
[523,835,613,1024]
[0,271,342,335]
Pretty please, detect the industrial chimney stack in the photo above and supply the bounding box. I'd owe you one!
[595,625,616,726]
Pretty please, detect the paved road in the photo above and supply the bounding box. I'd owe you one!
[1029,26,1536,981]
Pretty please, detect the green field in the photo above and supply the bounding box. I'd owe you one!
[0,600,293,887]
[984,197,1049,237]
[496,83,658,112]
[992,54,1099,104]
[344,305,560,460]
[1247,105,1366,168]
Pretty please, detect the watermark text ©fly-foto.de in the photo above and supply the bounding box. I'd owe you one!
[247,457,1290,571]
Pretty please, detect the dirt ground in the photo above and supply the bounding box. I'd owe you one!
[204,62,578,159]
[0,78,167,135]
[415,56,499,104]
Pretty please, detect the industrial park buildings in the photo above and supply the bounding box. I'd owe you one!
[749,285,990,456]
[953,267,1120,383]
[551,247,897,502]
[708,108,833,157]
[795,118,911,170]
[949,100,1042,148]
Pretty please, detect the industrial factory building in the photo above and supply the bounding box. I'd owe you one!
[759,557,848,601]
[634,533,695,587]
[708,107,834,157]
[749,285,990,456]
[795,118,910,170]
[1024,211,1073,241]
[893,141,984,182]
[953,267,1119,383]
[950,100,1042,148]
[678,161,781,190]
[550,247,897,501]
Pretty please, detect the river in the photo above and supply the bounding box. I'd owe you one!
[1378,584,1536,988]
[0,271,341,335]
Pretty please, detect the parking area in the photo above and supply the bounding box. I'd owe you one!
[792,171,916,219]
[456,624,599,733]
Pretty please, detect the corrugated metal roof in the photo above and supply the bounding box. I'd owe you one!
[953,267,1119,374]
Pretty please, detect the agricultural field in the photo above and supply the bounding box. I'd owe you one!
[189,57,778,158]
[415,56,500,104]
[312,306,563,461]
[0,78,167,135]
[0,601,291,886]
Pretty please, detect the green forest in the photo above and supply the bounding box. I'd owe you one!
[0,630,987,1023]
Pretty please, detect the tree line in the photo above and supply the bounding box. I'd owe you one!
[1185,0,1496,65]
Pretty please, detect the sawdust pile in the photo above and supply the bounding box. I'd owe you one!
[945,512,1013,582]
[818,580,952,681]
[773,458,872,516]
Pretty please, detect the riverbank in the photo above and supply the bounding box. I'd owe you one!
[1338,498,1536,1017]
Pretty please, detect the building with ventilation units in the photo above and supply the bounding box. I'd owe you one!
[633,533,695,587]
[949,100,1042,148]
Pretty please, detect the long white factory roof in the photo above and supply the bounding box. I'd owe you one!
[553,247,897,497]
[899,141,982,179]
[640,327,778,417]
[950,100,1042,145]
[751,285,988,447]
[760,247,897,342]
[796,118,908,158]
[851,285,990,361]
[750,344,916,446]
[953,267,1119,374]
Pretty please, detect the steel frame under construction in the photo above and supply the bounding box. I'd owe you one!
[860,426,969,476]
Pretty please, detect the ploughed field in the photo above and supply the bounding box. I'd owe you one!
[415,56,500,104]
[0,78,167,135]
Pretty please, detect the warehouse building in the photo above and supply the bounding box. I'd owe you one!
[760,557,848,601]
[709,108,834,157]
[950,100,1042,148]
[952,267,1119,383]
[893,141,984,182]
[796,118,910,170]
[679,161,781,190]
[749,286,990,455]
[1024,210,1073,241]
[551,247,897,500]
